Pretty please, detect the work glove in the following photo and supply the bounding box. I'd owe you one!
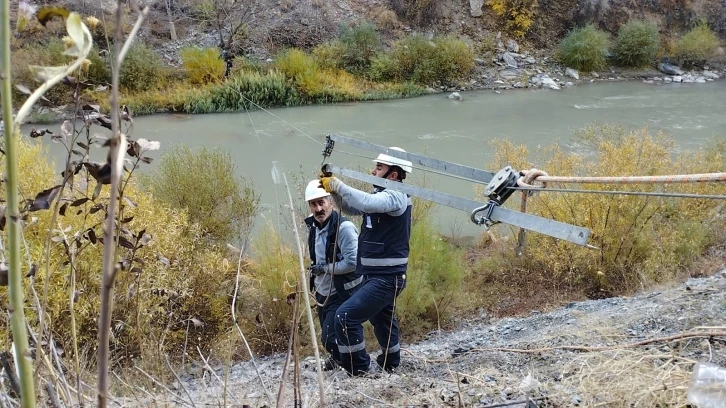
[319,176,341,194]
[309,264,326,276]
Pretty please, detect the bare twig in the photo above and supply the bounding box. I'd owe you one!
[98,2,148,406]
[280,172,326,407]
[195,347,241,405]
[133,366,194,407]
[44,381,62,408]
[277,288,300,408]
[164,355,197,408]
[481,397,547,408]
[231,238,273,404]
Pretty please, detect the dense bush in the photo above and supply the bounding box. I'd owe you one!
[372,34,474,85]
[180,47,226,84]
[141,145,260,245]
[11,39,72,105]
[0,136,238,366]
[119,42,164,92]
[488,0,538,38]
[480,125,726,295]
[275,48,364,102]
[558,24,610,71]
[673,22,720,66]
[312,41,346,70]
[613,20,660,67]
[397,203,465,333]
[338,22,382,72]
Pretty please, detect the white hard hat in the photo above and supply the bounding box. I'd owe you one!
[373,147,413,174]
[305,180,330,201]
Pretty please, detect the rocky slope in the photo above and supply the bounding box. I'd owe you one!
[119,269,726,407]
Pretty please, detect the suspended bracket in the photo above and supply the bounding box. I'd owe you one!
[320,135,592,247]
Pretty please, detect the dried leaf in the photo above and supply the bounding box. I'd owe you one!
[139,234,152,247]
[89,203,103,214]
[70,198,89,206]
[0,263,7,286]
[16,84,53,106]
[81,104,100,113]
[36,6,70,26]
[140,156,153,164]
[136,229,146,240]
[28,65,68,83]
[70,149,84,157]
[286,292,297,305]
[26,263,37,278]
[60,120,73,138]
[255,314,263,324]
[123,196,137,208]
[77,142,89,150]
[190,318,205,328]
[29,128,53,138]
[130,266,142,274]
[91,183,102,200]
[120,216,134,224]
[85,162,111,184]
[59,202,68,216]
[87,228,97,244]
[157,254,170,267]
[133,257,145,266]
[51,236,65,243]
[28,185,61,212]
[63,13,92,58]
[118,236,135,250]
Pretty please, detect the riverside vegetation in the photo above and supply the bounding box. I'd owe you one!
[2,2,726,406]
[8,4,724,121]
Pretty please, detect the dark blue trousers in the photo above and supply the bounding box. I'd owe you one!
[316,292,344,363]
[335,274,406,375]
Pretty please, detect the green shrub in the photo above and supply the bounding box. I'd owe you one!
[397,204,465,333]
[613,20,660,67]
[312,41,346,70]
[180,47,226,84]
[141,146,260,244]
[673,22,720,67]
[2,136,240,367]
[558,24,610,71]
[85,46,111,84]
[382,34,474,85]
[11,39,73,105]
[207,70,302,111]
[482,125,726,295]
[338,22,381,72]
[231,56,268,76]
[119,42,164,92]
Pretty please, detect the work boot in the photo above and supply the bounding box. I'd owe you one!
[322,355,342,371]
[354,360,382,378]
[376,353,399,373]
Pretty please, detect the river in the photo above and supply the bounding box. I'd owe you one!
[25,80,726,239]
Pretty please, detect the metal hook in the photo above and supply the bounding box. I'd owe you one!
[470,200,500,230]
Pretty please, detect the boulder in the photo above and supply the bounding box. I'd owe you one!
[657,62,684,76]
[565,68,579,80]
[448,92,463,100]
[506,39,519,53]
[469,0,484,17]
[502,52,518,68]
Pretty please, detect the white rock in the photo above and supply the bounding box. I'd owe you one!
[565,82,574,87]
[448,91,462,100]
[469,0,484,17]
[591,72,599,78]
[541,77,560,90]
[664,77,673,83]
[673,76,683,82]
[506,39,519,53]
[695,77,707,83]
[703,70,720,79]
[565,68,579,80]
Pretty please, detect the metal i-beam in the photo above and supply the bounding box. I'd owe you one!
[326,165,591,246]
[327,134,495,184]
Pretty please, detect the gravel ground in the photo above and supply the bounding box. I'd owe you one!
[119,269,726,407]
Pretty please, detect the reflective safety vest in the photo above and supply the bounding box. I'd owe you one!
[358,191,412,275]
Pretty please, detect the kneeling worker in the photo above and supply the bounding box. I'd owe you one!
[304,180,362,370]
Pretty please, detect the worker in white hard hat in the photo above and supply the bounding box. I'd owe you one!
[319,147,413,376]
[303,180,361,371]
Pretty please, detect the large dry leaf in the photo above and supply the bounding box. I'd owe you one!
[36,6,70,26]
[28,185,62,212]
[63,13,92,58]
